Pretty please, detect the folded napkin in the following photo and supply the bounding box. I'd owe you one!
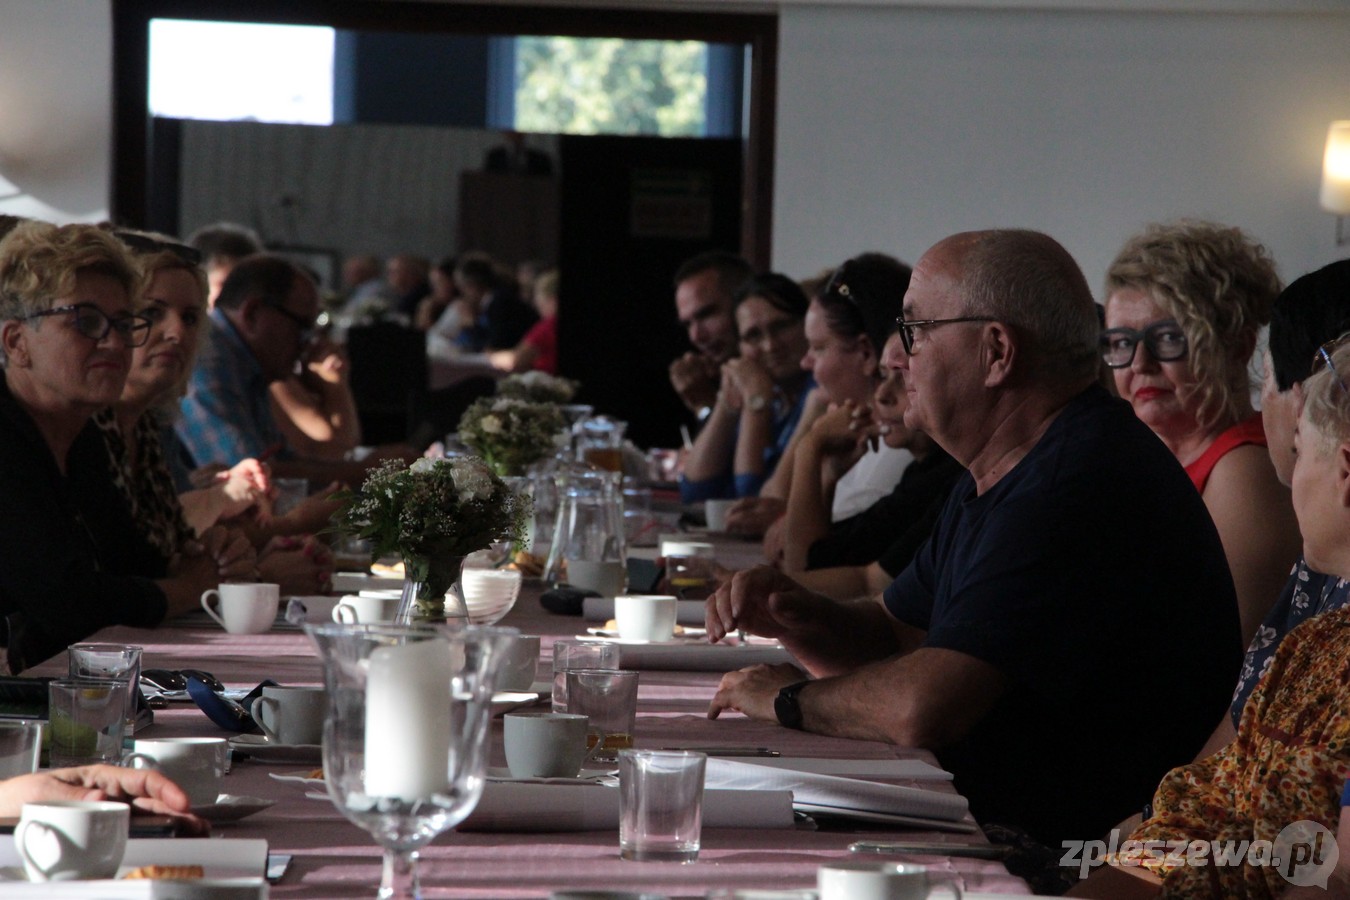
[458,783,794,832]
[582,596,707,626]
[615,641,793,671]
[704,757,968,824]
[711,757,952,781]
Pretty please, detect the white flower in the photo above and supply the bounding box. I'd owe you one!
[449,461,494,501]
[410,457,437,475]
[480,415,503,435]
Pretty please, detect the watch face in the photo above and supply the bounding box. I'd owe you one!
[749,394,768,412]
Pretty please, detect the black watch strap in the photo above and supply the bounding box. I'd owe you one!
[774,680,810,730]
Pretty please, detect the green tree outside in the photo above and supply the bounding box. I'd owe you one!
[515,37,707,137]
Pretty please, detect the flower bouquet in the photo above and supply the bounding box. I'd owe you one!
[457,397,566,477]
[496,371,579,404]
[330,456,530,621]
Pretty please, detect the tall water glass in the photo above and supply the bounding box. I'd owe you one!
[68,643,141,751]
[306,622,517,899]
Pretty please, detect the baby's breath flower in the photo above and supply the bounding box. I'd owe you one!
[458,397,566,477]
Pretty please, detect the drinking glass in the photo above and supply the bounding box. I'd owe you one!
[306,622,517,899]
[67,643,141,750]
[48,679,131,767]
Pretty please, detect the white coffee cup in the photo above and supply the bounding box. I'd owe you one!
[200,583,280,634]
[704,499,735,532]
[498,635,542,692]
[504,712,595,778]
[16,800,129,881]
[818,861,963,900]
[125,737,229,807]
[614,595,678,642]
[333,593,401,624]
[253,685,327,746]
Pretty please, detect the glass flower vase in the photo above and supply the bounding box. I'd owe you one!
[396,554,468,624]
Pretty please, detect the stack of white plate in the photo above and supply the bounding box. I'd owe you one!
[459,568,524,625]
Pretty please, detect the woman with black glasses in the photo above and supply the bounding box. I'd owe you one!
[0,221,245,671]
[1102,220,1300,646]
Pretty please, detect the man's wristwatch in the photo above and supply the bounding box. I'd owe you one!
[774,680,811,730]
[747,393,769,414]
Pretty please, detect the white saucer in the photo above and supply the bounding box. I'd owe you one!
[228,733,322,764]
[270,770,325,787]
[190,794,276,823]
[491,690,546,717]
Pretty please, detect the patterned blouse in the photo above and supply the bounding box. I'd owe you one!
[93,408,197,563]
[1231,558,1350,725]
[1120,605,1350,897]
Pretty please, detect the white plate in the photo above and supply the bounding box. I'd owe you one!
[190,794,276,824]
[0,836,269,881]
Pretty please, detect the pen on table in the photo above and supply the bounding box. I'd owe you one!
[848,841,1012,860]
[660,746,780,757]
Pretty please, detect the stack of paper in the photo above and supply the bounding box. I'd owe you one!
[704,757,972,832]
[713,756,953,781]
[459,783,794,832]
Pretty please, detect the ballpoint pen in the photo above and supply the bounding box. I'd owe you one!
[660,746,780,757]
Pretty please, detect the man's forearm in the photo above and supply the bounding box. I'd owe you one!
[779,598,906,678]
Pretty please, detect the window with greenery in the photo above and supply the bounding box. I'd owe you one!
[514,37,708,137]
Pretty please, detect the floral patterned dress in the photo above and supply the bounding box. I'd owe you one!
[1121,605,1350,898]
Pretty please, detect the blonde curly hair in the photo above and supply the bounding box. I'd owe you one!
[1303,339,1350,452]
[1104,220,1280,431]
[0,221,142,322]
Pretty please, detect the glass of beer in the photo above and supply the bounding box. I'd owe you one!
[565,668,639,762]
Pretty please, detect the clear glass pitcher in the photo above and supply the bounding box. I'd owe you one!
[542,468,627,596]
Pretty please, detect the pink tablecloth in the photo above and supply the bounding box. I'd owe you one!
[27,590,1030,898]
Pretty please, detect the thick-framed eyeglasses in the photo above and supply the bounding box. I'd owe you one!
[894,314,996,355]
[24,303,152,347]
[1099,320,1188,369]
[262,299,316,344]
[1310,332,1350,393]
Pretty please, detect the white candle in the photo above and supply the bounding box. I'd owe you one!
[364,639,453,800]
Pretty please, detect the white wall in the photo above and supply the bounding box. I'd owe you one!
[773,5,1350,290]
[0,1,111,222]
[5,1,1350,293]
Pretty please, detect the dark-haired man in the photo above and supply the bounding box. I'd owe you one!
[668,251,753,415]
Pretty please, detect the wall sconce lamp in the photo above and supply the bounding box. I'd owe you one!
[1322,121,1350,246]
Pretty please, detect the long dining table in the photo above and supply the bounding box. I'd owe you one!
[26,559,1031,898]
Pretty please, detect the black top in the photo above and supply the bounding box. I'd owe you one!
[883,384,1241,848]
[483,289,540,351]
[806,447,964,576]
[0,376,167,672]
